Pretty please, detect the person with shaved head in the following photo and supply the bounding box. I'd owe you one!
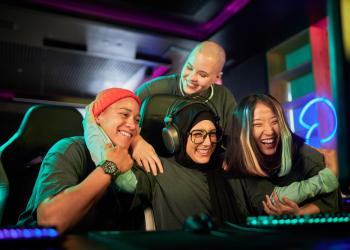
[132,41,236,175]
[83,41,236,176]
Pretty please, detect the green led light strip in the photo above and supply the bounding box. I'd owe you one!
[246,214,350,227]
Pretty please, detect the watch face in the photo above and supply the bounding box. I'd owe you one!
[101,160,119,176]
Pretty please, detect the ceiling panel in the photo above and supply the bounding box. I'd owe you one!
[0,0,251,104]
[0,40,145,99]
[0,4,199,103]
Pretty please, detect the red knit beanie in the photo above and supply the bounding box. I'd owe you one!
[92,88,141,118]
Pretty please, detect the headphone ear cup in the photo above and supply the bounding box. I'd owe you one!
[162,123,180,154]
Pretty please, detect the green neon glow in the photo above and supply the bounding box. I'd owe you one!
[286,43,312,69]
[246,214,350,227]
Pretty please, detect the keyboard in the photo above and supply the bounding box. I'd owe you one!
[246,213,350,229]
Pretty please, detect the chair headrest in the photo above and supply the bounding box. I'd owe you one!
[0,105,84,171]
[139,94,186,157]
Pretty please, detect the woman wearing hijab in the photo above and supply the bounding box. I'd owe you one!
[225,94,341,216]
[131,100,243,230]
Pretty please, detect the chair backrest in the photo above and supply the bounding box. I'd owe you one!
[0,104,84,226]
[140,94,189,231]
[139,94,184,157]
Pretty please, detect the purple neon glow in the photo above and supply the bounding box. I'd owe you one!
[149,65,170,79]
[343,198,350,204]
[198,0,250,34]
[28,0,251,39]
[0,227,58,240]
[0,90,14,100]
[133,65,170,90]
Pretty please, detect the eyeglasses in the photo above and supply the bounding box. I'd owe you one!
[188,129,220,144]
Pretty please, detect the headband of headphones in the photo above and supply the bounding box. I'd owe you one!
[162,97,221,154]
[163,97,220,125]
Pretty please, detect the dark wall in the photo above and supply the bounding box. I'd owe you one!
[0,112,23,145]
[223,52,268,102]
[212,0,326,100]
[0,102,32,146]
[212,0,327,64]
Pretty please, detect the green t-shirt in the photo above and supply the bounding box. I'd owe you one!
[227,144,341,217]
[133,157,212,230]
[17,136,133,232]
[135,74,237,138]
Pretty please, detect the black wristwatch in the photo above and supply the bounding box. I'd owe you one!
[98,160,121,179]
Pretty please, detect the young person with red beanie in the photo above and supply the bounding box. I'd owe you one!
[17,88,142,234]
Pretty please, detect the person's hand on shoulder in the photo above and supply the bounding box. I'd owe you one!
[131,135,163,176]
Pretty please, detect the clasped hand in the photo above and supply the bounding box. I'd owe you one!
[262,192,301,215]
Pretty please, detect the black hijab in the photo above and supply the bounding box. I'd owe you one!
[171,102,244,225]
[173,107,221,169]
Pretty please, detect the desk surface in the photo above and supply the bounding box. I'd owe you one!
[62,225,350,250]
[2,224,350,250]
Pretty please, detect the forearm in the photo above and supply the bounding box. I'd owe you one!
[273,168,338,204]
[130,133,143,151]
[37,167,112,233]
[299,203,320,215]
[83,104,112,165]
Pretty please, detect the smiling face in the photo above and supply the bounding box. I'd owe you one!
[180,42,224,95]
[96,97,140,149]
[186,120,217,164]
[180,52,222,95]
[252,101,280,156]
